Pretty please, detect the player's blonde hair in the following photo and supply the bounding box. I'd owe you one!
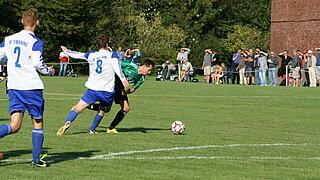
[22,8,39,26]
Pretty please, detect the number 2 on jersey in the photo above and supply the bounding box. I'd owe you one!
[14,46,21,68]
[96,59,103,74]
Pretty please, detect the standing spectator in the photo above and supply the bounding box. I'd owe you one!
[116,46,125,61]
[258,51,268,86]
[161,60,170,80]
[0,7,53,167]
[202,49,212,83]
[254,48,261,86]
[236,52,247,85]
[132,49,141,65]
[245,49,255,85]
[278,50,292,86]
[315,48,320,86]
[301,50,310,87]
[306,50,317,87]
[124,48,132,61]
[59,51,69,77]
[290,50,302,87]
[176,48,190,81]
[267,51,279,86]
[231,48,241,84]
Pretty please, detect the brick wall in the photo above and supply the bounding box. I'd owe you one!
[270,0,320,55]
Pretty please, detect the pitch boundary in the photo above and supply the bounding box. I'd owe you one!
[2,143,320,163]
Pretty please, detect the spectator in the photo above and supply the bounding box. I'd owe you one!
[257,51,268,86]
[167,61,176,80]
[267,51,279,86]
[116,47,125,61]
[202,49,212,83]
[180,60,193,82]
[212,63,223,84]
[132,49,141,65]
[254,48,261,86]
[236,52,247,85]
[245,49,255,85]
[59,51,69,77]
[290,50,302,87]
[301,50,310,87]
[278,50,292,86]
[306,50,317,87]
[231,48,241,84]
[124,48,132,61]
[161,60,171,80]
[176,48,190,81]
[315,48,320,86]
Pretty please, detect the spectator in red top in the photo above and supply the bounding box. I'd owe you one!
[59,51,69,77]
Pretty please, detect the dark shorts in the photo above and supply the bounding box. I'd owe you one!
[114,83,128,104]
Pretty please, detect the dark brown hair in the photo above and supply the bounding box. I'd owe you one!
[96,34,109,49]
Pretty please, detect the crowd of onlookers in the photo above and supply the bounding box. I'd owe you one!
[220,48,320,87]
[160,47,320,87]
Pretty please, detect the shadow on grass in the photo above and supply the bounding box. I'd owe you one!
[68,127,171,135]
[116,127,170,133]
[47,149,100,165]
[0,148,99,166]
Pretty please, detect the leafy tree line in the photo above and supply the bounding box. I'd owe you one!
[0,0,271,66]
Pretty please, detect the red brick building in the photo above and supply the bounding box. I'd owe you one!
[270,0,320,54]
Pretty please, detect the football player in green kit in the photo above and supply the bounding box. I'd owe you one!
[88,59,154,134]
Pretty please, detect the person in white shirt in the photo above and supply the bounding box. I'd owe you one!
[0,8,52,167]
[56,34,129,135]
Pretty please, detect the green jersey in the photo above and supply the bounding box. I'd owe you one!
[116,61,145,90]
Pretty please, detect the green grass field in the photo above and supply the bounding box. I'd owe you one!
[1,76,320,179]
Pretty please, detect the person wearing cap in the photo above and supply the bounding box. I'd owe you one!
[305,50,317,87]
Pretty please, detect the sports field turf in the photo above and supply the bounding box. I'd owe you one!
[1,76,320,179]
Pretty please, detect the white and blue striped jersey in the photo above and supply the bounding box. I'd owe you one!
[64,49,126,92]
[0,30,51,90]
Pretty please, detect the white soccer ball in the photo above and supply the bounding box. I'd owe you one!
[171,120,185,135]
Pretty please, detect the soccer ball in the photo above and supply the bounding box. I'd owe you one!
[171,120,185,135]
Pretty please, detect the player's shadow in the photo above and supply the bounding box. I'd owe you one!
[47,150,100,165]
[0,148,51,167]
[116,127,170,133]
[0,148,98,166]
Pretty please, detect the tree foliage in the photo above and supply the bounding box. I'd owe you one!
[0,0,271,66]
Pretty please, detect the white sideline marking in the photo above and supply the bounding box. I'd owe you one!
[2,144,320,163]
[80,143,317,160]
[79,156,320,160]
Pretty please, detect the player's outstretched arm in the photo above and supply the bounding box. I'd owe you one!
[60,46,87,60]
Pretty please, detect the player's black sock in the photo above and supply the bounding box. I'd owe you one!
[109,109,126,129]
[87,103,100,111]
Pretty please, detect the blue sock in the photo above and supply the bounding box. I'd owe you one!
[66,110,79,123]
[0,124,12,138]
[89,114,104,131]
[32,128,44,163]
